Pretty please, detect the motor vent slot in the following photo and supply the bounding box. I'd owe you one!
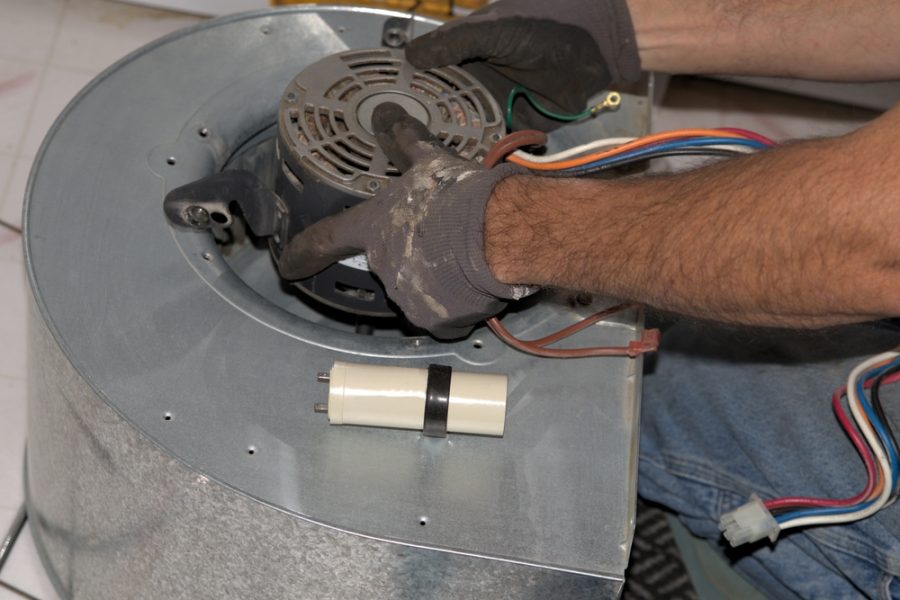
[278,48,504,196]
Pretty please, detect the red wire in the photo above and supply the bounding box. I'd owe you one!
[764,387,877,510]
[763,371,900,510]
[716,127,777,147]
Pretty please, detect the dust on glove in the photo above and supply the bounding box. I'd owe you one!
[278,103,534,339]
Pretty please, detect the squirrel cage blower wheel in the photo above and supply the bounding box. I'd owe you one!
[24,7,651,599]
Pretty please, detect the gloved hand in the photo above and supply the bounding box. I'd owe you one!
[406,0,641,131]
[277,103,534,340]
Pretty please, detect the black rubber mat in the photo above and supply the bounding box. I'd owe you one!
[622,499,698,600]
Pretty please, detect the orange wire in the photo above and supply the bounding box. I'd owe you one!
[481,130,661,359]
[506,128,752,171]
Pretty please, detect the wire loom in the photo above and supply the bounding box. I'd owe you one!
[766,353,900,529]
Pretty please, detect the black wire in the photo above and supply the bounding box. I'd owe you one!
[871,363,900,500]
[535,148,743,178]
[771,370,900,513]
[0,220,21,234]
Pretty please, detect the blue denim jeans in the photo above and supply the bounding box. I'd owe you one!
[639,319,900,599]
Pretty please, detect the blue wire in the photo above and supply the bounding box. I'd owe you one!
[563,137,769,173]
[857,359,900,490]
[776,357,900,524]
[775,500,878,524]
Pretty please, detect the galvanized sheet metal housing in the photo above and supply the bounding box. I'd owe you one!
[24,7,650,599]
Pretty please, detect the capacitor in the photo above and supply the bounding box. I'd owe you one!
[314,361,507,437]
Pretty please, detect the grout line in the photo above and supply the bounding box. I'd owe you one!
[0,1,70,223]
[2,0,70,194]
[0,579,43,600]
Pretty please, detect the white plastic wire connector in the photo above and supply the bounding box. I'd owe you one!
[719,494,780,547]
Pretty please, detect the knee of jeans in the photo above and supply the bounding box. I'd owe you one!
[638,453,755,540]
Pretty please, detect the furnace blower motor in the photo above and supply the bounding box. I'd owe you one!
[164,47,505,319]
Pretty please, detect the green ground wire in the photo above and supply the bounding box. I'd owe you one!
[505,85,593,128]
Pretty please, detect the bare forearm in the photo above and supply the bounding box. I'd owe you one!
[485,106,900,327]
[627,0,900,80]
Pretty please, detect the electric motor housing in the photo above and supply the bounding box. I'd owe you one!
[273,48,505,317]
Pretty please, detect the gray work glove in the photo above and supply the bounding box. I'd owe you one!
[406,0,641,131]
[277,103,534,340]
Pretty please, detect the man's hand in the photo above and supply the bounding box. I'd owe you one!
[277,103,533,339]
[406,0,640,131]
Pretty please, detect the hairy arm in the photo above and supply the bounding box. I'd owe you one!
[485,105,900,328]
[627,0,900,81]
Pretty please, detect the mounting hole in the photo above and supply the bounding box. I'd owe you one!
[210,211,228,224]
[286,92,297,102]
[198,127,209,138]
[166,156,176,165]
[472,340,483,349]
[163,412,173,421]
[247,446,257,455]
[260,25,271,34]
[418,516,429,526]
[201,251,213,262]
[490,133,502,142]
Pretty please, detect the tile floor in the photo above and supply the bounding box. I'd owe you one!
[0,2,204,598]
[0,2,881,598]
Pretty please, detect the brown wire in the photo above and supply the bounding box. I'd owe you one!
[482,131,660,358]
[526,302,635,346]
[484,130,548,169]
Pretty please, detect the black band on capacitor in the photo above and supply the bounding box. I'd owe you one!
[423,364,452,438]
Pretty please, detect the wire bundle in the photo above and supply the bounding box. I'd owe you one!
[765,351,900,532]
[506,128,775,174]
[480,126,774,360]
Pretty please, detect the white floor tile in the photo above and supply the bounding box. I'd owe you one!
[0,261,27,381]
[19,67,96,160]
[52,0,205,73]
[0,60,44,155]
[0,511,59,600]
[0,157,32,231]
[0,378,26,511]
[0,0,66,65]
[0,229,23,265]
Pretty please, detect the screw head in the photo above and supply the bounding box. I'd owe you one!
[185,205,210,227]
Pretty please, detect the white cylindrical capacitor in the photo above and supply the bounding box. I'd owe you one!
[321,361,507,437]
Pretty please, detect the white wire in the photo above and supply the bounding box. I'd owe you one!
[510,142,757,164]
[510,138,635,163]
[778,350,900,531]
